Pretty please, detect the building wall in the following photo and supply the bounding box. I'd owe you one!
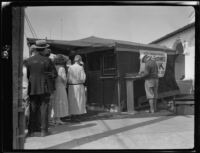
[152,25,195,94]
[152,26,195,81]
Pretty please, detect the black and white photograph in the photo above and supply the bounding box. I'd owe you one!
[1,1,199,151]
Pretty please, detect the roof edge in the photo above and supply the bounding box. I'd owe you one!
[149,22,195,44]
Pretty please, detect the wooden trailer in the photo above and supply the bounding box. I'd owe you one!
[27,36,180,111]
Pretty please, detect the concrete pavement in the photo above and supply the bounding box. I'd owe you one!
[24,110,194,149]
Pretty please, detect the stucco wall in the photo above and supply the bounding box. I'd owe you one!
[152,26,195,81]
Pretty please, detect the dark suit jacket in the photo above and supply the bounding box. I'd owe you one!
[26,54,57,95]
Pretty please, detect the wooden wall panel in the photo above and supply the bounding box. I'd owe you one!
[12,7,25,149]
[87,71,103,106]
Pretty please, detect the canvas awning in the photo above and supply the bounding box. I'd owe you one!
[27,36,176,55]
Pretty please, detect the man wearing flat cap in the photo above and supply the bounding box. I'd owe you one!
[26,40,57,137]
[139,54,159,113]
[67,55,87,122]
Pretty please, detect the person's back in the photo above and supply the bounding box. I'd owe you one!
[68,63,85,84]
[67,55,86,119]
[144,59,158,80]
[139,55,159,113]
[27,54,46,94]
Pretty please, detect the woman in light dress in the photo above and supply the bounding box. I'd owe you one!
[51,54,69,124]
[67,55,87,122]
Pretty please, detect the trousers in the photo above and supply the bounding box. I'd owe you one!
[28,94,50,133]
[145,79,159,99]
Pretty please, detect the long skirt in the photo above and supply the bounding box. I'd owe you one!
[52,85,69,118]
[68,84,86,115]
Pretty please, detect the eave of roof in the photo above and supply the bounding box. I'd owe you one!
[149,22,195,44]
[27,36,175,55]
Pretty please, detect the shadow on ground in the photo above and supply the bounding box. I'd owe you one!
[47,114,177,149]
[61,101,175,122]
[48,103,175,136]
[83,110,174,121]
[49,123,97,135]
[61,106,175,123]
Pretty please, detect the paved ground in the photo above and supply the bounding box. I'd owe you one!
[24,109,194,150]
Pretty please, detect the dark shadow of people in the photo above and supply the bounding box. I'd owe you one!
[48,123,97,136]
[47,115,176,149]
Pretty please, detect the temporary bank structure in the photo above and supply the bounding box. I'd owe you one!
[27,36,180,111]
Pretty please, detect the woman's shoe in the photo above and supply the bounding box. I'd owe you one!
[56,119,65,125]
[49,119,56,125]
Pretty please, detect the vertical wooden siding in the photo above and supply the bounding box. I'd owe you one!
[87,71,103,106]
[12,7,25,149]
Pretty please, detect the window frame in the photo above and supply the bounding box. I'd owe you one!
[102,53,117,76]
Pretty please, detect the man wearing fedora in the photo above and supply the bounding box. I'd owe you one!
[26,40,57,137]
[139,54,159,113]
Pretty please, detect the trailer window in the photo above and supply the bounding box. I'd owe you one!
[102,54,116,75]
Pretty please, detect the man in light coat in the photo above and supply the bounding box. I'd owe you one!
[67,55,86,122]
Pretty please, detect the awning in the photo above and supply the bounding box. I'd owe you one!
[27,36,176,55]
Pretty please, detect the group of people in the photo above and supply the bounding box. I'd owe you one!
[22,40,87,137]
[22,39,159,137]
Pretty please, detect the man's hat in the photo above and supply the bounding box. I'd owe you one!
[140,54,151,62]
[35,40,49,49]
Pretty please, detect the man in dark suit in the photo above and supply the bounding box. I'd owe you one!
[26,40,57,137]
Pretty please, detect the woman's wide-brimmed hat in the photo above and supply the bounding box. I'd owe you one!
[54,54,67,65]
[35,40,50,49]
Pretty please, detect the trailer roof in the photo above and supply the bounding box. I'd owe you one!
[27,36,176,55]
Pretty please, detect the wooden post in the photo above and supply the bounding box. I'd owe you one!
[125,76,140,114]
[12,7,25,149]
[126,79,134,112]
[115,50,121,112]
[117,77,121,112]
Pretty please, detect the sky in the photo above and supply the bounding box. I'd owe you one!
[23,6,194,58]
